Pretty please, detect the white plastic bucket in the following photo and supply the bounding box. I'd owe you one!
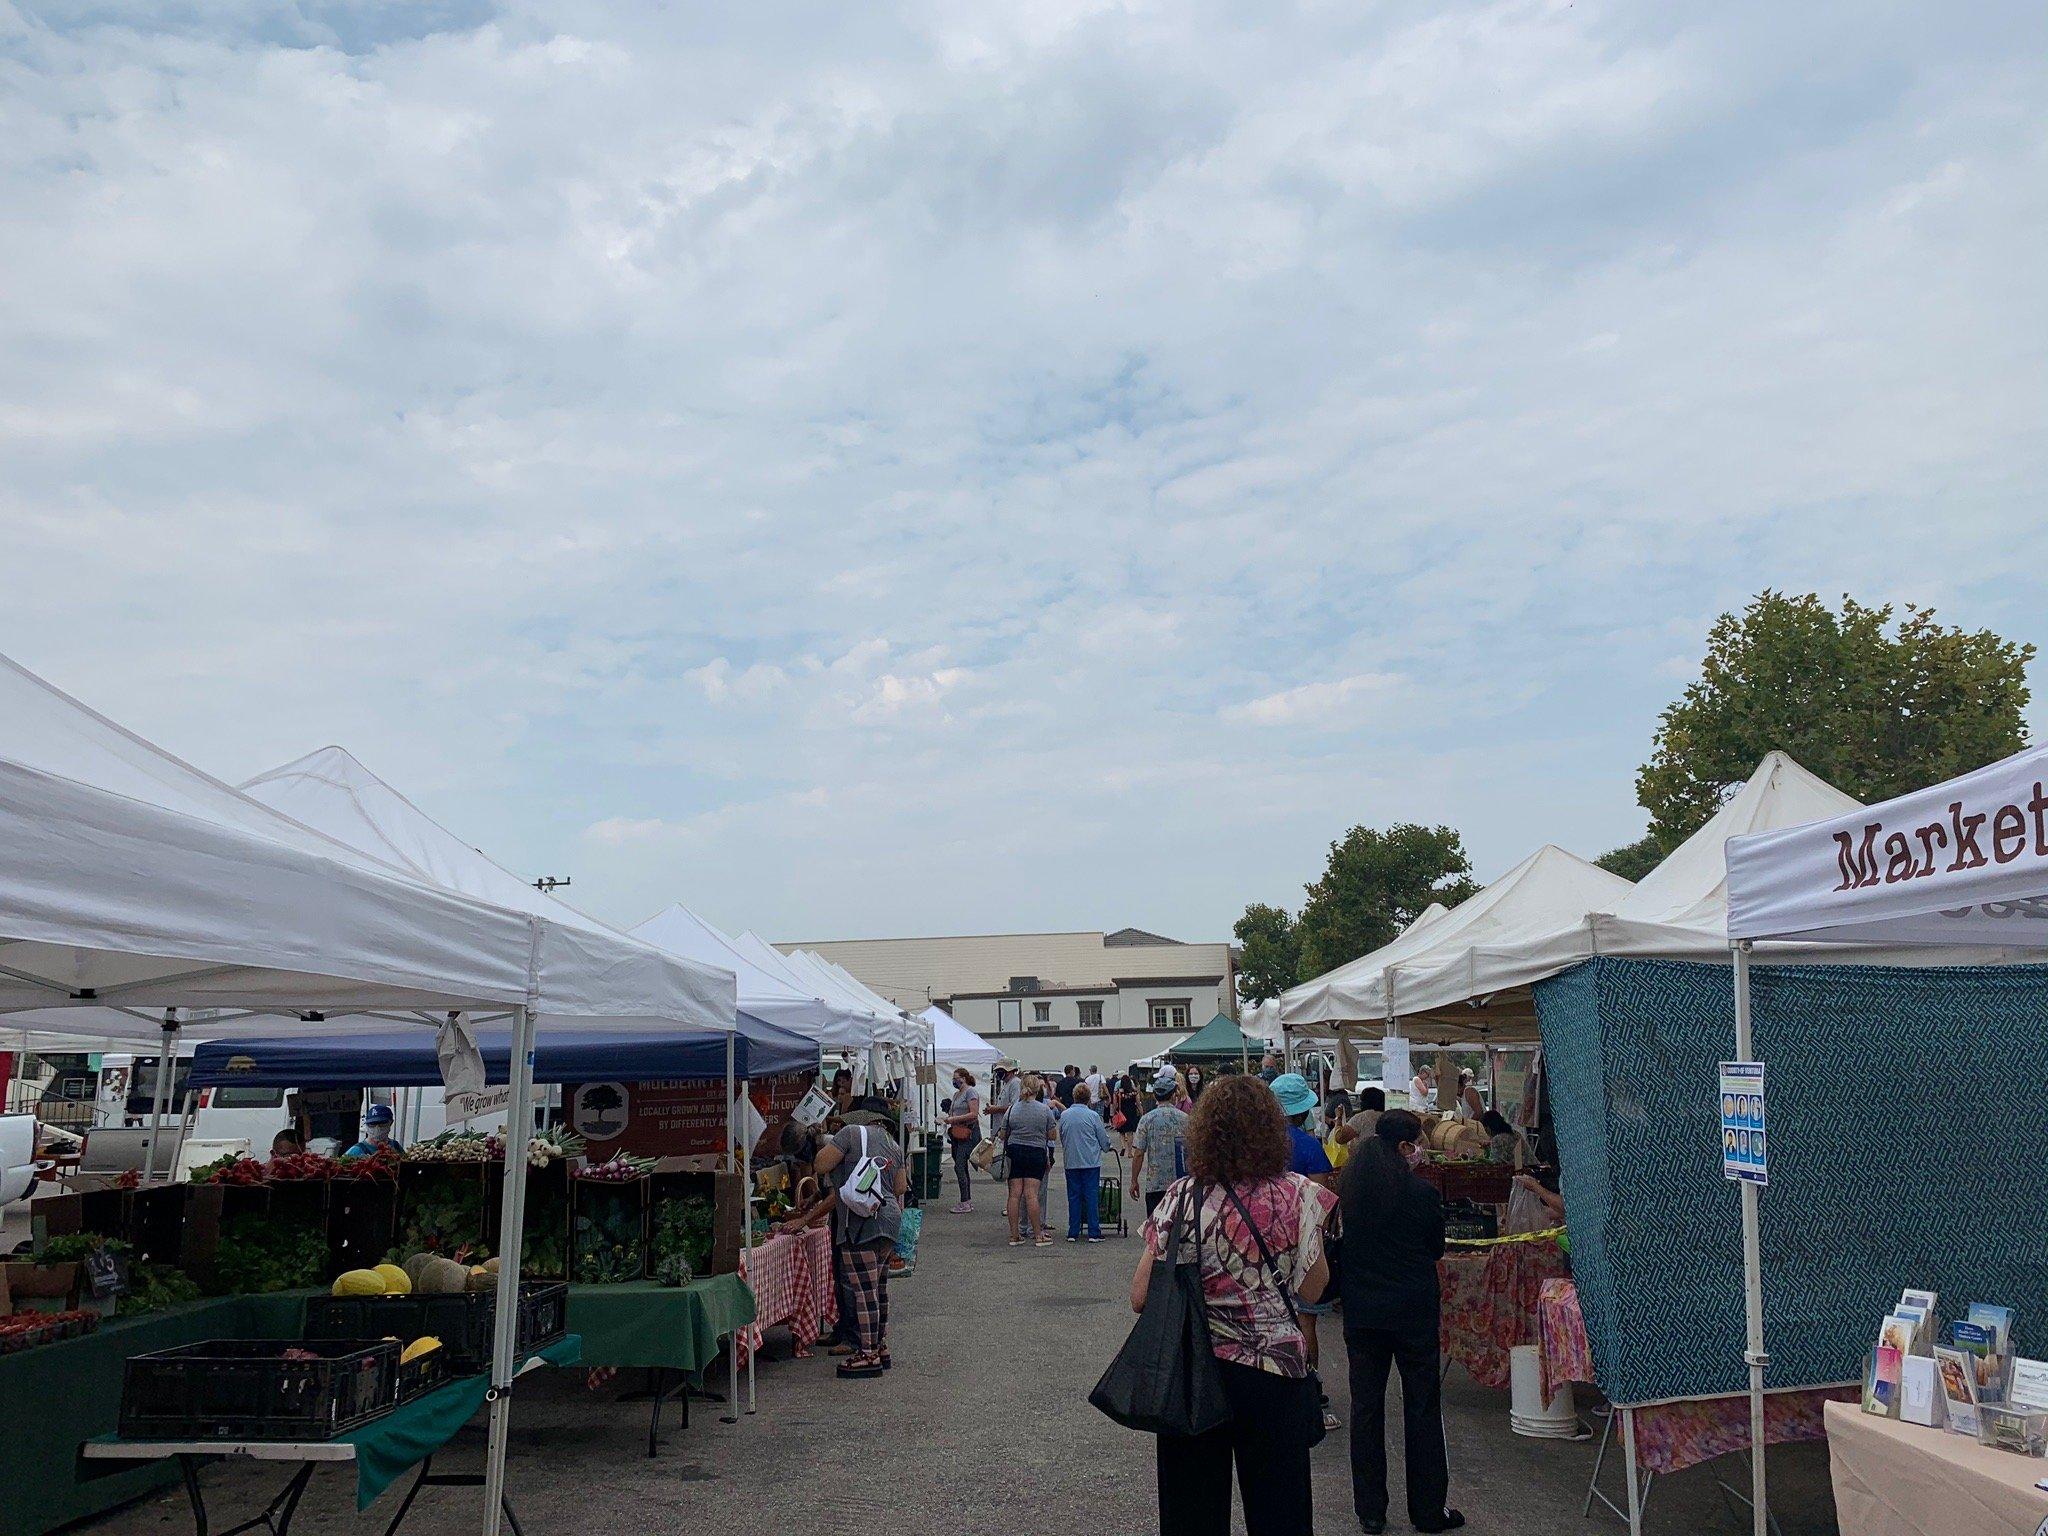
[1509,1343,1579,1437]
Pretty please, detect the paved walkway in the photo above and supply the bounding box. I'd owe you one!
[68,1167,1841,1535]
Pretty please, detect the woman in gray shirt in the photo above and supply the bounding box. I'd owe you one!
[1000,1073,1057,1247]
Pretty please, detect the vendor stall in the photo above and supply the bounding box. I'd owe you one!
[1822,1400,2048,1536]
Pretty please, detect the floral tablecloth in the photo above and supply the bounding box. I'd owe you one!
[736,1227,836,1366]
[1436,1236,1570,1390]
[1536,1277,1857,1474]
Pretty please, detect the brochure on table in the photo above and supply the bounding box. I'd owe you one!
[1862,1287,2048,1456]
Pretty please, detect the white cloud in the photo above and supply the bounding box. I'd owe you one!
[1223,673,1401,727]
[0,0,2043,942]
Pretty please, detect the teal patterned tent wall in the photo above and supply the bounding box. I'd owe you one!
[1533,957,2048,1406]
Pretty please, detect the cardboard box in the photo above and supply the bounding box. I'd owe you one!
[2,1260,82,1308]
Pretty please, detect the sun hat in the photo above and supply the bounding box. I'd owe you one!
[1268,1072,1318,1119]
[1152,1069,1179,1097]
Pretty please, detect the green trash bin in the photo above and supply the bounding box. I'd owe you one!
[922,1133,945,1199]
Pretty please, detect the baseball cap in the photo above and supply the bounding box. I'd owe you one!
[363,1104,395,1126]
[1268,1072,1318,1118]
[1152,1069,1178,1097]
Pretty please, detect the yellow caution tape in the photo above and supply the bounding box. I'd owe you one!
[1444,1226,1566,1248]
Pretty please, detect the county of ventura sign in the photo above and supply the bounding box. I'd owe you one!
[1727,748,2048,947]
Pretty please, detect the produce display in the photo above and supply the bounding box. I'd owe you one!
[395,1164,491,1262]
[337,1252,499,1296]
[30,1233,203,1317]
[652,1195,714,1286]
[212,1214,328,1295]
[0,1310,99,1354]
[572,1160,651,1283]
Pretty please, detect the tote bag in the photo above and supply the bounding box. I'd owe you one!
[1088,1185,1229,1438]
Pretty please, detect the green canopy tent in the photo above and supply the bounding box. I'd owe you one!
[1166,1011,1257,1067]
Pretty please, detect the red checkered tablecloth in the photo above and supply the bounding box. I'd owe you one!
[735,1227,836,1366]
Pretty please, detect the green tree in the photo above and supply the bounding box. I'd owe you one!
[1633,591,2034,850]
[1233,903,1301,1004]
[1594,832,1666,882]
[1294,823,1480,980]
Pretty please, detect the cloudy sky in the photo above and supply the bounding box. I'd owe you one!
[3,0,2045,945]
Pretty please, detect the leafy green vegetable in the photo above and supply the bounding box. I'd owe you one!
[571,1185,646,1283]
[117,1263,201,1315]
[211,1215,326,1295]
[396,1167,491,1260]
[652,1196,714,1279]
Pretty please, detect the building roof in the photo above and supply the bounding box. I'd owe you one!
[775,930,1230,1009]
[1104,926,1184,947]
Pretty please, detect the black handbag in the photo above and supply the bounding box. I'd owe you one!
[1088,1185,1230,1438]
[1221,1180,1328,1448]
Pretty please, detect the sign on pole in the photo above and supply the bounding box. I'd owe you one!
[1719,1060,1768,1186]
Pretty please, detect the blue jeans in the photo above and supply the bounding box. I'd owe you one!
[1064,1166,1102,1239]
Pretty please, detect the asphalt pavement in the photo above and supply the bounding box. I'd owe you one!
[62,1164,1841,1536]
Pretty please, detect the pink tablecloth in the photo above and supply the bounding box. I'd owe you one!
[735,1227,836,1366]
[1536,1277,1857,1473]
[1437,1237,1571,1390]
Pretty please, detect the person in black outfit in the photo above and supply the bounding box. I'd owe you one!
[1339,1108,1461,1534]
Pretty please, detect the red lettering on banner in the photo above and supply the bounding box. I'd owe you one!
[1947,801,1988,872]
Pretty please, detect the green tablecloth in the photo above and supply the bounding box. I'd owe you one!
[345,1334,580,1509]
[0,1292,308,1536]
[565,1277,755,1376]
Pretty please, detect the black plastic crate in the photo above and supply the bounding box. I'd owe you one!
[396,1345,450,1403]
[119,1339,398,1441]
[304,1281,567,1376]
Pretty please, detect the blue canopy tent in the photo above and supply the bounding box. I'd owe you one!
[190,1012,819,1087]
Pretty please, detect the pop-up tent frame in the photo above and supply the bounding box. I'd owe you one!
[1723,743,2048,1536]
[1,656,738,1536]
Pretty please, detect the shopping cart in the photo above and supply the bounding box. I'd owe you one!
[1098,1148,1130,1237]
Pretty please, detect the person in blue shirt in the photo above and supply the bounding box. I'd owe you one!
[1055,1083,1116,1241]
[344,1102,404,1159]
[1271,1072,1341,1431]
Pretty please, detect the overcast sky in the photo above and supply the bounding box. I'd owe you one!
[3,0,2045,945]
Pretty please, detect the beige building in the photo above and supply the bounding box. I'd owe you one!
[776,928,1237,1076]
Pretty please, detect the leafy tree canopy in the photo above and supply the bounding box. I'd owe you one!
[1611,591,2033,862]
[1294,823,1480,983]
[1233,903,1300,1005]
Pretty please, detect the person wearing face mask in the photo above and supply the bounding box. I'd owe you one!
[344,1103,403,1158]
[941,1068,982,1212]
[1338,1108,1460,1535]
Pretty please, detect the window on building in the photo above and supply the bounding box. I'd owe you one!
[1032,1000,1051,1023]
[1149,999,1191,1029]
[1077,1000,1103,1028]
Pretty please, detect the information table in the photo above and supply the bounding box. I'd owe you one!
[2,1292,307,1536]
[1826,1399,2048,1536]
[735,1228,835,1367]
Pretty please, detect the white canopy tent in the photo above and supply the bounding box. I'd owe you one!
[632,903,873,1041]
[0,657,736,1536]
[923,1005,999,1068]
[1279,845,1635,1043]
[734,937,917,1050]
[1719,743,2048,1536]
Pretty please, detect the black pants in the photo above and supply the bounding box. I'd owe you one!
[1155,1359,1314,1536]
[1346,1322,1449,1527]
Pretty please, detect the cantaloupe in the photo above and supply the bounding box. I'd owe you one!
[373,1263,413,1294]
[401,1252,439,1289]
[332,1269,387,1297]
[414,1255,471,1295]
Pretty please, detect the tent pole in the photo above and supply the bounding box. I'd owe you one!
[145,1013,178,1181]
[742,1074,756,1415]
[1732,942,1767,1536]
[723,1029,739,1425]
[481,1003,536,1536]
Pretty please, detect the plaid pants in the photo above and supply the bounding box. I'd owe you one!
[840,1241,891,1353]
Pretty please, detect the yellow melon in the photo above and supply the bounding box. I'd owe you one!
[331,1269,387,1297]
[372,1263,413,1294]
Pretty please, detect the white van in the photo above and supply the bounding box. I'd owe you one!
[2,1113,38,1206]
[98,1054,515,1155]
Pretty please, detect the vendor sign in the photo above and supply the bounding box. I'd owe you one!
[569,1071,811,1158]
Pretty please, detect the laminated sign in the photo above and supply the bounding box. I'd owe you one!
[1719,1061,1767,1186]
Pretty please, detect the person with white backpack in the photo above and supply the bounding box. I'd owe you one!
[780,1095,907,1379]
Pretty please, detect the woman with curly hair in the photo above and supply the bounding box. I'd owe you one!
[1125,1073,1335,1536]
